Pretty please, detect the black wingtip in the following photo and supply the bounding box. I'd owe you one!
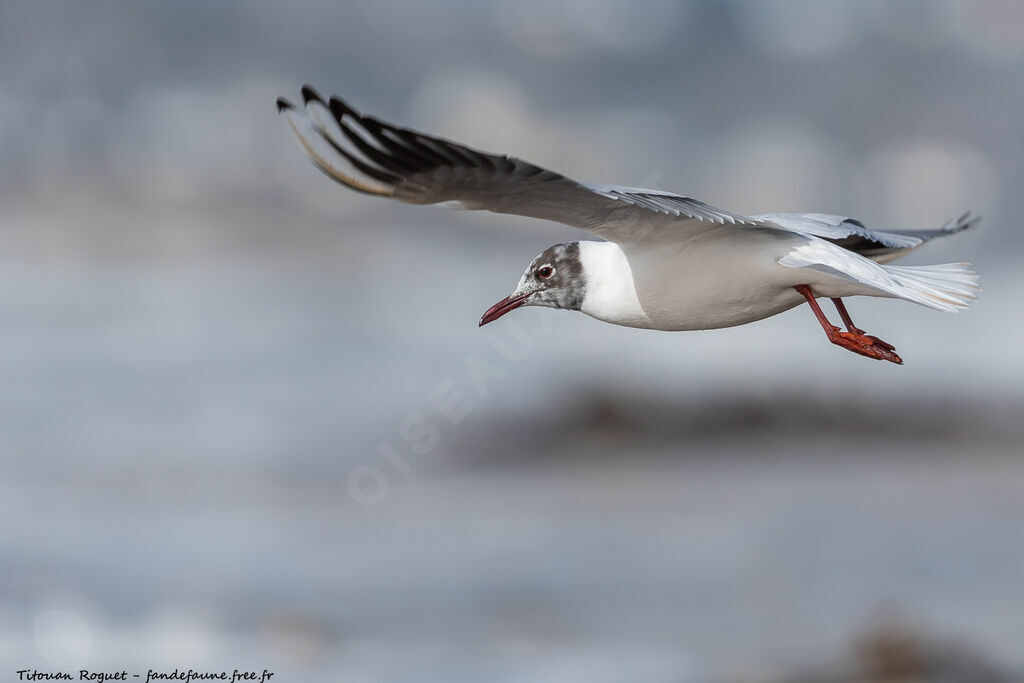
[301,84,325,106]
[952,210,981,232]
[276,97,293,113]
[329,96,358,120]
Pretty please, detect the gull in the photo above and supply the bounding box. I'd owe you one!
[276,86,980,364]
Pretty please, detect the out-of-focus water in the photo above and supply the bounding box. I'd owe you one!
[1,251,1022,681]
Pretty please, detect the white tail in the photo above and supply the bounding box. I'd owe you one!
[882,263,980,312]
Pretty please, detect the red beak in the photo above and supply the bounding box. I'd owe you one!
[479,293,529,327]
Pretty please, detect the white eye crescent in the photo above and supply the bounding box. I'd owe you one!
[535,265,554,279]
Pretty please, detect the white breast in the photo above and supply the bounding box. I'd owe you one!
[577,241,653,328]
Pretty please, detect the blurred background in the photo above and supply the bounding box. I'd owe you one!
[2,1,1024,681]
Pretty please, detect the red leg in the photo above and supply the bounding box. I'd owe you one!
[831,297,862,333]
[795,286,902,364]
[831,297,897,351]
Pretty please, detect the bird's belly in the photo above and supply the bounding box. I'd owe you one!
[626,233,809,331]
[636,286,804,330]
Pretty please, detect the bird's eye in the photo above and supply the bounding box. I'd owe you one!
[536,265,554,279]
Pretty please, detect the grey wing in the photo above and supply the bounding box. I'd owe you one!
[276,86,765,244]
[754,211,980,263]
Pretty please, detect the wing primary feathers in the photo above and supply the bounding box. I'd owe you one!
[292,87,405,184]
[313,127,403,184]
[415,135,477,167]
[357,120,437,172]
[301,84,327,107]
[326,94,481,171]
[327,95,478,177]
[327,95,360,119]
[305,157,382,196]
[388,128,455,167]
[288,89,565,200]
[335,119,421,175]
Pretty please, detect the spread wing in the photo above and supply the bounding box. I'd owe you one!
[753,211,980,262]
[276,86,765,245]
[277,86,978,258]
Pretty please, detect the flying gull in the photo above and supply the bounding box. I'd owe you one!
[276,86,980,364]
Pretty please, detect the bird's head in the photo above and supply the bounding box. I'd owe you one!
[479,241,586,326]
